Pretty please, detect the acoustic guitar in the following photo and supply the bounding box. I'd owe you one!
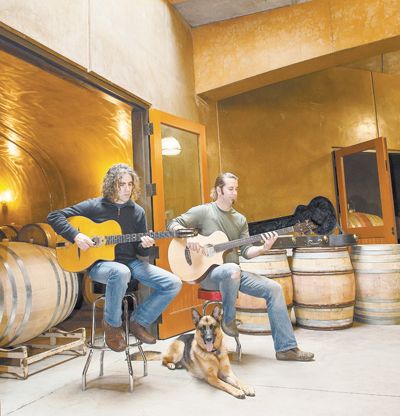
[167,221,316,283]
[55,216,197,272]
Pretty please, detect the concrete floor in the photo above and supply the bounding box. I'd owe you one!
[1,321,399,416]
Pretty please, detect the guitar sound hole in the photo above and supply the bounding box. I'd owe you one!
[184,247,192,265]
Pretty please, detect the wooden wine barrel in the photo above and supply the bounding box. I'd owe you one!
[291,247,355,330]
[17,223,57,248]
[0,242,78,347]
[0,224,20,241]
[348,212,383,228]
[236,250,293,335]
[351,244,400,324]
[82,272,105,308]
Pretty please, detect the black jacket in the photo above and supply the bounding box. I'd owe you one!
[47,197,150,264]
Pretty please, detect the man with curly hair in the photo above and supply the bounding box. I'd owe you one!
[48,163,182,351]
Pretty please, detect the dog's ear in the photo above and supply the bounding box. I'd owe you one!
[191,308,201,325]
[211,305,222,322]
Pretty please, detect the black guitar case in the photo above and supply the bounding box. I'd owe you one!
[248,196,337,236]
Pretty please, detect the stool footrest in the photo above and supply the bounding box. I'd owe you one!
[82,293,148,392]
[198,289,223,301]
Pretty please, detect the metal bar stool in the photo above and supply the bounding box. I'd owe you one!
[197,288,242,361]
[82,293,148,392]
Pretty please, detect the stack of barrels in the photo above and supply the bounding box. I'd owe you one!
[351,245,400,325]
[291,247,355,330]
[347,212,383,228]
[0,224,20,242]
[0,222,79,348]
[235,241,400,334]
[0,222,56,247]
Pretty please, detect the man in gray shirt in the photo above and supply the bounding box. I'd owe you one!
[168,172,314,361]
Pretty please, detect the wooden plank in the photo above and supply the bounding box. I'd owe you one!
[0,328,86,379]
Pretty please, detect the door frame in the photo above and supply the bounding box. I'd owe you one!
[149,108,209,338]
[149,109,209,243]
[334,136,396,243]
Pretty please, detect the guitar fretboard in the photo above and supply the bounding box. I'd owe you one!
[105,231,179,245]
[213,226,295,253]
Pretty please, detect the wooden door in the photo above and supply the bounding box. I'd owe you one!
[335,137,397,244]
[149,109,209,339]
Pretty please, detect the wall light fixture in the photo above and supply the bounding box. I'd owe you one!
[161,136,182,156]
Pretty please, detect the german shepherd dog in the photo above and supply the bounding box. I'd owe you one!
[162,305,255,399]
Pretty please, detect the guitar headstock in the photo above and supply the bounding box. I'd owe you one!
[175,228,198,238]
[293,220,317,235]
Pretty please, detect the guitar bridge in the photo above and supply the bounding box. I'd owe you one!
[184,247,192,266]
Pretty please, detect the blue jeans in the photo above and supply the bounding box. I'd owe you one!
[201,263,297,352]
[89,259,182,328]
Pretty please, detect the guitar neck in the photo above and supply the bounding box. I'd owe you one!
[213,226,295,253]
[105,230,180,245]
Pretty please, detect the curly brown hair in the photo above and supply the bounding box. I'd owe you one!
[102,163,140,202]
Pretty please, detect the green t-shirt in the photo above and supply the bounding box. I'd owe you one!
[168,202,252,264]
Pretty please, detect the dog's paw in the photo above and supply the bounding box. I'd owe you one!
[166,363,176,370]
[231,389,246,399]
[242,385,255,397]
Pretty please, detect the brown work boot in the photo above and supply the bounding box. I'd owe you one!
[221,319,239,337]
[103,320,127,352]
[276,347,314,361]
[129,320,156,344]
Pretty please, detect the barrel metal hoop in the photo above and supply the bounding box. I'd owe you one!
[296,320,353,330]
[351,256,400,262]
[294,247,347,253]
[237,328,272,335]
[352,268,400,274]
[355,305,400,313]
[5,246,32,345]
[38,246,64,328]
[294,301,355,308]
[245,272,292,279]
[292,270,354,276]
[0,263,4,323]
[33,223,49,246]
[355,316,400,324]
[357,297,400,303]
[6,224,19,233]
[0,253,18,343]
[65,271,78,318]
[237,304,293,313]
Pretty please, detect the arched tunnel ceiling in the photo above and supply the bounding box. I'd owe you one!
[0,49,133,165]
[0,48,134,221]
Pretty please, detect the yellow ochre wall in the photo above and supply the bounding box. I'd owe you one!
[192,0,400,100]
[217,66,400,222]
[3,0,400,225]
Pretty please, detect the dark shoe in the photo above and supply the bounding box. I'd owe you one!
[221,319,239,337]
[276,347,314,361]
[129,320,156,344]
[103,320,127,352]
